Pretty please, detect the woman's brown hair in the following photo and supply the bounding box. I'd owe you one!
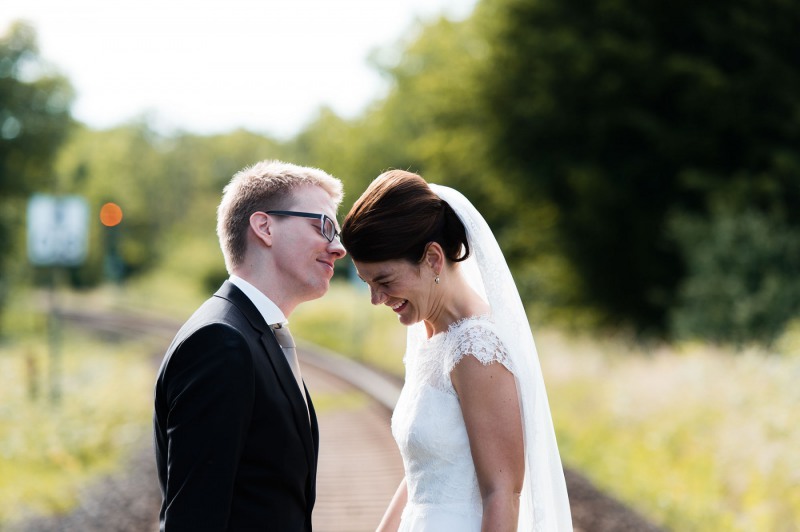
[342,170,469,263]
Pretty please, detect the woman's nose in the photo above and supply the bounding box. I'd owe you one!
[370,287,385,306]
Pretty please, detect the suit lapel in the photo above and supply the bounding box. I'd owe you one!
[260,329,318,508]
[214,282,317,476]
[260,330,316,440]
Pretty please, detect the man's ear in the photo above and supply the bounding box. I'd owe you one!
[249,212,273,247]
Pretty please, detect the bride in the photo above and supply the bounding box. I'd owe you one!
[341,170,572,531]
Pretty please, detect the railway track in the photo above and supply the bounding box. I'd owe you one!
[21,306,662,532]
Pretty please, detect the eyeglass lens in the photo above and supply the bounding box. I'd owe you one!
[322,216,335,242]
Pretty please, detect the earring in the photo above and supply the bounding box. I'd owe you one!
[434,275,440,285]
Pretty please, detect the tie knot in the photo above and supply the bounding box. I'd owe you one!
[272,323,296,349]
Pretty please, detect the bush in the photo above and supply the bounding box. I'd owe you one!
[669,209,800,345]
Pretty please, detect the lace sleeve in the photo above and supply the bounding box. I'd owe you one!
[443,320,515,381]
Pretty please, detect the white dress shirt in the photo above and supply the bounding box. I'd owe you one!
[228,275,286,326]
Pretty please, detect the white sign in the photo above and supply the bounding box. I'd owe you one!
[27,195,89,266]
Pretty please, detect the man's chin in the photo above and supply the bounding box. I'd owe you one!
[305,280,331,301]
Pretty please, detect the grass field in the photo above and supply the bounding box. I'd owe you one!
[0,283,164,525]
[0,333,154,524]
[539,332,800,531]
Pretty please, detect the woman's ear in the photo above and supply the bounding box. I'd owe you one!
[249,212,273,247]
[423,242,446,275]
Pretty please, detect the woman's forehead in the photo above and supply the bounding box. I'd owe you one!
[354,259,411,281]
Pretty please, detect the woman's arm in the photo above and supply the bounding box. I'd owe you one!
[452,356,524,532]
[376,477,408,532]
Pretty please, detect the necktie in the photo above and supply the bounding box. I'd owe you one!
[272,323,309,415]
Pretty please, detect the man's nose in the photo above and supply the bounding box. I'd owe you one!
[328,238,346,258]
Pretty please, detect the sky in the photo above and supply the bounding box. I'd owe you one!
[2,0,477,139]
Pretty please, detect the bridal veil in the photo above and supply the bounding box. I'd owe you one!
[407,184,573,531]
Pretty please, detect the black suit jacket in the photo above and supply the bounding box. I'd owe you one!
[154,281,319,531]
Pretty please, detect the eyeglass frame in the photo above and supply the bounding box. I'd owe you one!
[265,210,341,242]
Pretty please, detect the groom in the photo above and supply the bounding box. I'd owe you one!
[153,160,347,531]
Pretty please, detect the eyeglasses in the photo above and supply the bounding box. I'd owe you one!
[266,210,341,242]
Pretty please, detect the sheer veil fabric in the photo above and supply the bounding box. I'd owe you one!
[406,184,573,531]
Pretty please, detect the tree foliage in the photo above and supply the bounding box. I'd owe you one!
[669,208,800,345]
[362,13,586,320]
[479,0,800,337]
[53,122,288,286]
[0,22,74,310]
[0,21,74,196]
[5,4,799,345]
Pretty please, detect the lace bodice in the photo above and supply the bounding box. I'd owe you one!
[392,316,513,528]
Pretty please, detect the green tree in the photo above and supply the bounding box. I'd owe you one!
[0,21,74,312]
[669,208,800,345]
[0,21,74,195]
[350,13,586,322]
[54,121,289,286]
[480,0,800,336]
[283,106,376,205]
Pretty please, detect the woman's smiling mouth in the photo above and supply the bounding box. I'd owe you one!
[390,300,408,313]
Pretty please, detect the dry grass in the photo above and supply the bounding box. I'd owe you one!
[0,333,154,524]
[534,331,800,531]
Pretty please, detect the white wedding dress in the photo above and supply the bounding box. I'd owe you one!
[390,184,573,532]
[392,315,511,531]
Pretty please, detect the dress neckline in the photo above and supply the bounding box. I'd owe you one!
[425,314,492,343]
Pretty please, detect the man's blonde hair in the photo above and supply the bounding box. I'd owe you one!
[216,160,344,272]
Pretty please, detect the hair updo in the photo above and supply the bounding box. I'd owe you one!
[342,170,470,264]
